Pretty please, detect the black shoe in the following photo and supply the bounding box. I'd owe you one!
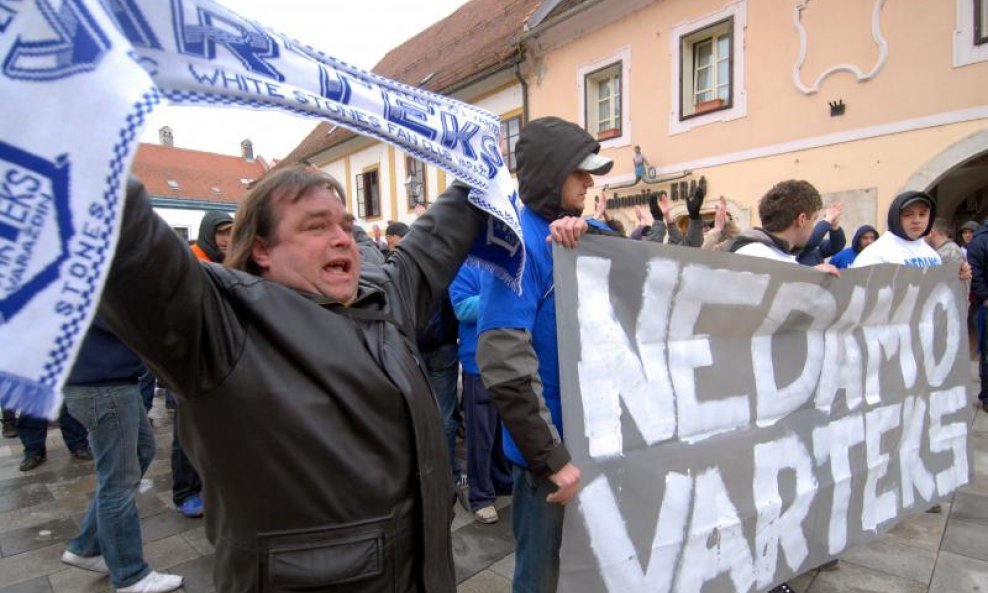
[1,422,16,439]
[71,447,94,461]
[19,455,46,472]
[768,584,795,593]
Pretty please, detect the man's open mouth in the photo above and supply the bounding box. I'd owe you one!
[325,259,351,274]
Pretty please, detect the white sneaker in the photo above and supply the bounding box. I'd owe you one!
[474,505,499,524]
[116,571,184,593]
[61,550,109,574]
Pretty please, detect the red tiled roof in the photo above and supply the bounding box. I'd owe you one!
[374,0,539,94]
[132,143,270,204]
[280,0,542,167]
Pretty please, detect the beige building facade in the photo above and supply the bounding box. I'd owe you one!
[283,0,987,238]
[519,0,988,234]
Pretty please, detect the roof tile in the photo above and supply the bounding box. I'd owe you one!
[133,143,270,204]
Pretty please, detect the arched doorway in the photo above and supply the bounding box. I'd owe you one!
[900,128,988,237]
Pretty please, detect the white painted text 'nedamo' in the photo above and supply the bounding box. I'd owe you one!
[575,256,962,454]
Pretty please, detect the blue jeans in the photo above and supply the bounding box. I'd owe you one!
[463,372,512,510]
[511,466,565,593]
[138,372,155,413]
[63,383,155,588]
[17,405,88,457]
[423,343,462,479]
[171,412,202,506]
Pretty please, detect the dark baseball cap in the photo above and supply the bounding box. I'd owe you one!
[899,191,934,211]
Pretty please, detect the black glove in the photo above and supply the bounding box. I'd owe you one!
[687,176,706,219]
[648,192,662,221]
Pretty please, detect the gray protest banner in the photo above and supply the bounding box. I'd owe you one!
[554,236,973,593]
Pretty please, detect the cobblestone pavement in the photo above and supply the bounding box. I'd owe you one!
[0,393,986,593]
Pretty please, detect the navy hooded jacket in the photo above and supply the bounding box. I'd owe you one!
[967,222,988,301]
[829,224,878,269]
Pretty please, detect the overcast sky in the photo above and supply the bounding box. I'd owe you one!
[140,0,470,160]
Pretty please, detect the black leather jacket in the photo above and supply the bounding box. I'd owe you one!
[101,178,483,593]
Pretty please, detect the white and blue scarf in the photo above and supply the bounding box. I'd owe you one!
[0,0,523,418]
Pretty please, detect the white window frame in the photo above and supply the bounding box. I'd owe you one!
[500,115,521,173]
[577,48,631,149]
[586,64,622,137]
[669,0,747,135]
[955,0,988,67]
[683,20,733,117]
[980,0,988,44]
[405,156,427,210]
[356,168,381,219]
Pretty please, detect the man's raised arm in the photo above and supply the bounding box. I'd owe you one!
[385,181,486,325]
[98,177,242,397]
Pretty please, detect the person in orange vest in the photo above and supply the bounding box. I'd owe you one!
[168,211,233,518]
[191,211,233,263]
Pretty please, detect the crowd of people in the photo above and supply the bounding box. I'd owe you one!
[3,114,982,593]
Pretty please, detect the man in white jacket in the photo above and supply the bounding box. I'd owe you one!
[852,190,971,283]
[851,192,971,515]
[729,179,840,276]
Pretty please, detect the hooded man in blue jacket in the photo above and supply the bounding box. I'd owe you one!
[477,116,613,593]
[829,224,878,269]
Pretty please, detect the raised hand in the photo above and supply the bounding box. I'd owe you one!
[687,176,706,219]
[824,202,844,229]
[714,196,728,232]
[659,192,673,222]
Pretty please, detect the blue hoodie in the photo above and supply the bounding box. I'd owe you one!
[477,116,613,472]
[449,265,483,374]
[829,224,878,269]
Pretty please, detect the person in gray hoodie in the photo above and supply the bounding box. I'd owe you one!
[190,211,233,263]
[959,220,979,252]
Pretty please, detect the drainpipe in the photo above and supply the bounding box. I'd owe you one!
[513,44,529,124]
